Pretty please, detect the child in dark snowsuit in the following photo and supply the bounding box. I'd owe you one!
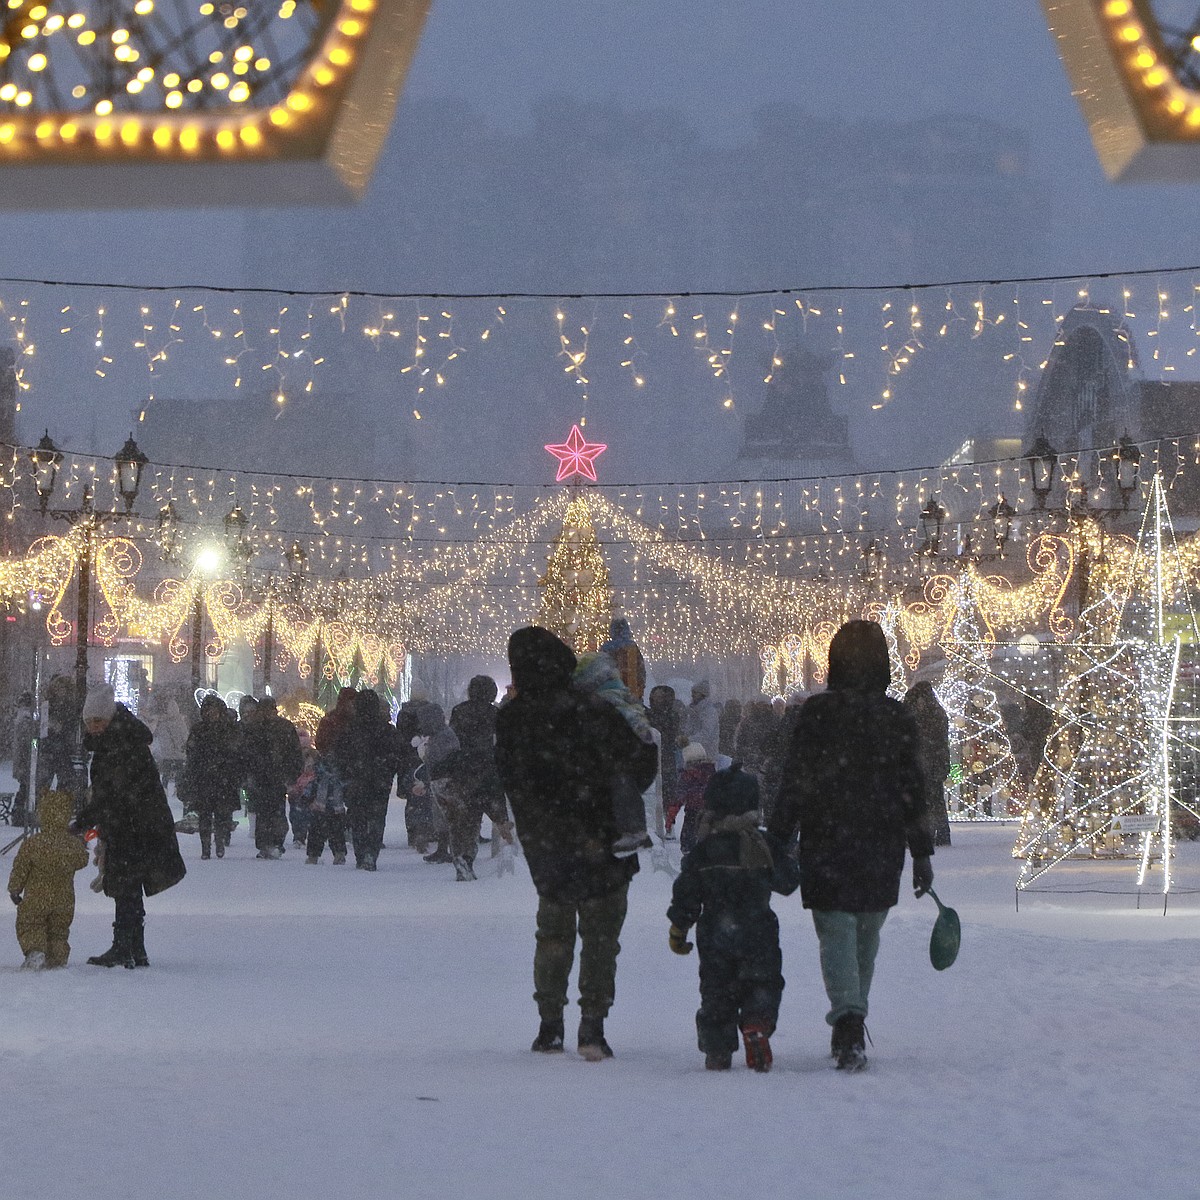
[667,763,800,1072]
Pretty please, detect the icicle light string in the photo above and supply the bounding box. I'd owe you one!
[1,273,1199,434]
[6,263,1200,299]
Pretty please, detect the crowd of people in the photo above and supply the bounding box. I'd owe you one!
[3,612,953,1075]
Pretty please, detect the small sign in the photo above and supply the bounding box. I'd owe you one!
[1110,814,1160,834]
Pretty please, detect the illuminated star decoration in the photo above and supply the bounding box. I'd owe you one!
[544,425,608,483]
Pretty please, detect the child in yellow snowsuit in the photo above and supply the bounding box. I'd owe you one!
[7,790,90,969]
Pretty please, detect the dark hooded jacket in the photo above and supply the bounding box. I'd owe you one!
[331,690,398,800]
[182,697,243,816]
[315,687,358,757]
[449,676,507,823]
[244,706,304,793]
[77,704,186,898]
[668,764,800,934]
[768,620,932,912]
[495,627,657,903]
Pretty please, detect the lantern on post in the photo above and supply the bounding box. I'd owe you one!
[1026,435,1059,510]
[114,435,148,513]
[30,430,62,514]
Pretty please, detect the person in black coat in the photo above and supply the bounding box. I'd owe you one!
[444,675,511,880]
[768,620,934,1071]
[76,684,186,968]
[243,697,303,860]
[903,680,953,846]
[494,626,657,1061]
[393,706,423,847]
[181,695,242,859]
[667,764,800,1072]
[331,689,398,871]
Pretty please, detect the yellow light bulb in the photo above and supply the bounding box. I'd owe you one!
[179,126,200,152]
[152,125,172,149]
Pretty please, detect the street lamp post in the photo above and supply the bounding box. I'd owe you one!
[190,544,224,694]
[33,432,150,707]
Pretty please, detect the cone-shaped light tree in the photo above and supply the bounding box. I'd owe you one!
[935,574,1017,820]
[538,492,613,654]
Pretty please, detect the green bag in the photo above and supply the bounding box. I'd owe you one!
[928,888,960,971]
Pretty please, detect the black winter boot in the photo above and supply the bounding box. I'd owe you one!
[128,921,149,968]
[832,1013,868,1071]
[531,1016,565,1053]
[87,922,135,968]
[577,1016,613,1062]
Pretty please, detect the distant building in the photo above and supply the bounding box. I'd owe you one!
[734,348,856,479]
[1024,303,1200,519]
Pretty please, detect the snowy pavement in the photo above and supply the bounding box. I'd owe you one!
[1,820,1198,1200]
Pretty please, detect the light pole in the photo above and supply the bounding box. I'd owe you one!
[191,545,224,694]
[32,431,149,707]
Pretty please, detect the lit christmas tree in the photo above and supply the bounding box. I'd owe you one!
[537,491,613,654]
[1016,475,1191,896]
[935,574,1017,820]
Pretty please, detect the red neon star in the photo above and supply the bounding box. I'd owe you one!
[544,424,608,482]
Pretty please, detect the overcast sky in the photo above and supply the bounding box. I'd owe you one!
[4,1,1200,482]
[3,0,1198,287]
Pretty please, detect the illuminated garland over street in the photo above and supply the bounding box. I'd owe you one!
[12,468,1200,695]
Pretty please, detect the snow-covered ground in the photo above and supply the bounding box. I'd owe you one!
[2,812,1198,1200]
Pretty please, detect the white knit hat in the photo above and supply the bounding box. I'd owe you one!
[82,683,117,723]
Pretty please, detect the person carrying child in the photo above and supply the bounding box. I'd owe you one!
[667,763,800,1072]
[573,650,656,856]
[7,790,90,969]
